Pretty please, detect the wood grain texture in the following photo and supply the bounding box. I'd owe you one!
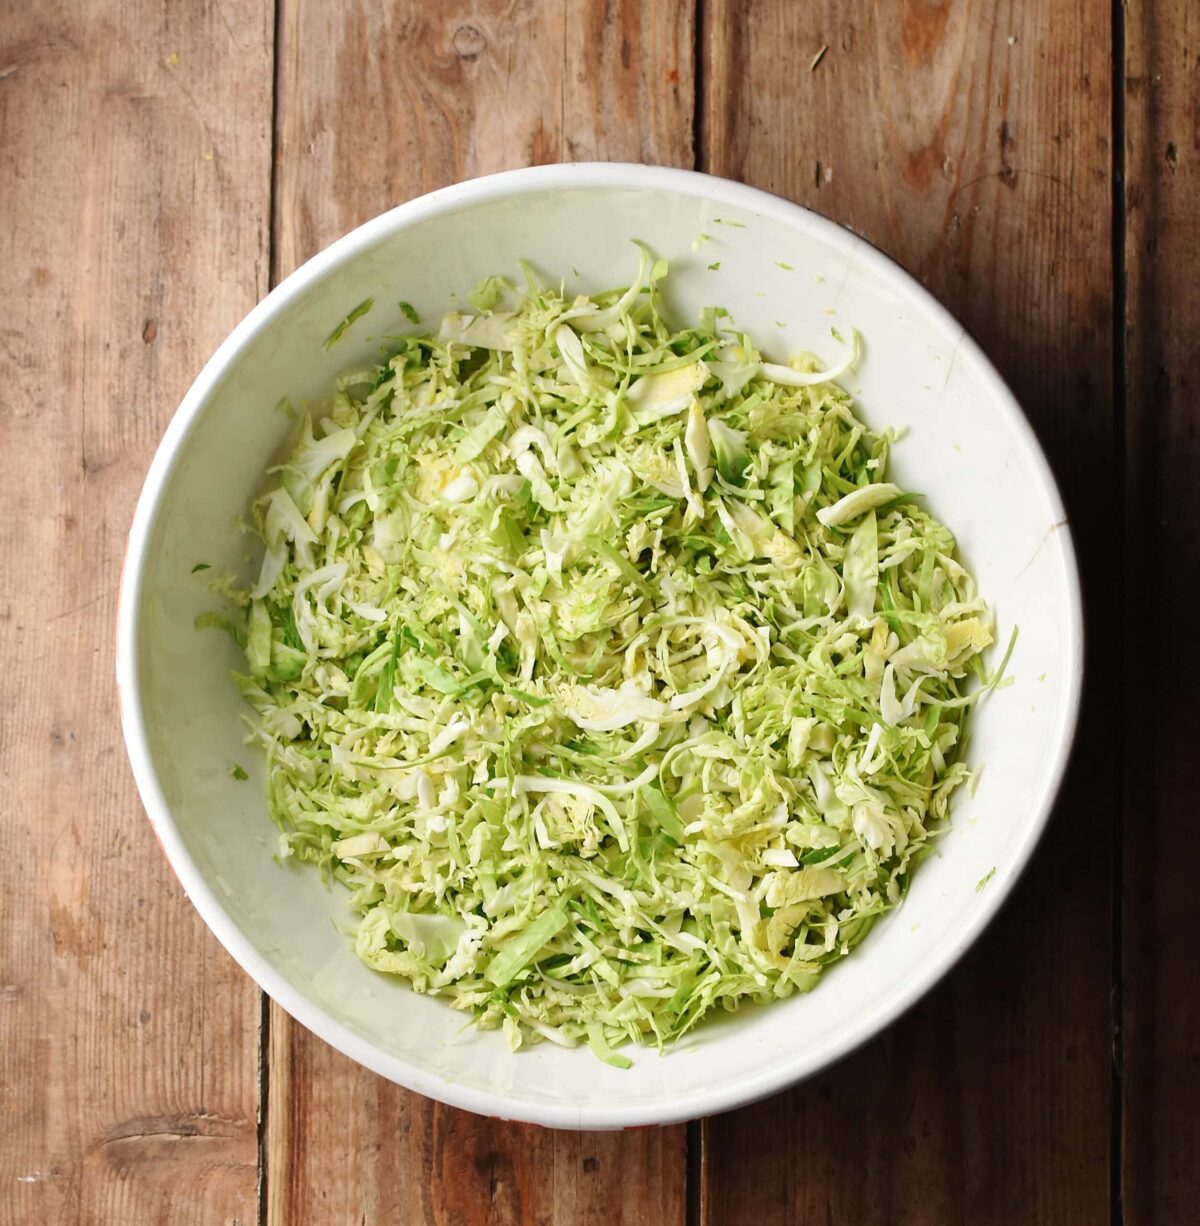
[1122,1,1200,1221]
[268,4,694,1221]
[274,0,695,278]
[268,1010,685,1226]
[701,2,1115,1222]
[0,1,273,1223]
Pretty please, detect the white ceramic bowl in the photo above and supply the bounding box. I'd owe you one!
[118,164,1082,1129]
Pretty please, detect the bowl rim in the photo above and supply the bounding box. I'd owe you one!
[116,161,1084,1130]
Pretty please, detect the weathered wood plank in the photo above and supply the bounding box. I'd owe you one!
[1122,1,1200,1221]
[268,4,694,1220]
[269,1010,685,1225]
[0,1,273,1223]
[701,2,1115,1221]
[274,0,695,279]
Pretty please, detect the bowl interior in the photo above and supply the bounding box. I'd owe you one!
[123,169,1079,1128]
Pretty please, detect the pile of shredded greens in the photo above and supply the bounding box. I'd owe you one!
[223,246,996,1063]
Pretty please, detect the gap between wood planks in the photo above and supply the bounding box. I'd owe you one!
[258,3,285,1222]
[687,12,709,1219]
[1108,5,1126,1225]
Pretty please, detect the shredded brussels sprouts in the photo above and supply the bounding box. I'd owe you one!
[223,246,994,1060]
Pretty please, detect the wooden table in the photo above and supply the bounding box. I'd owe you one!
[2,2,1195,1222]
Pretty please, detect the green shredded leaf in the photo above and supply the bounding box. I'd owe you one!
[984,626,1019,694]
[587,1022,633,1069]
[246,599,272,677]
[468,276,509,313]
[975,867,996,892]
[709,419,749,483]
[229,763,249,781]
[484,903,571,986]
[195,610,245,648]
[324,297,374,349]
[191,562,211,573]
[639,783,684,843]
[398,301,420,325]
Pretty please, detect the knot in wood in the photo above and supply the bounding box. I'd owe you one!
[452,23,486,62]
